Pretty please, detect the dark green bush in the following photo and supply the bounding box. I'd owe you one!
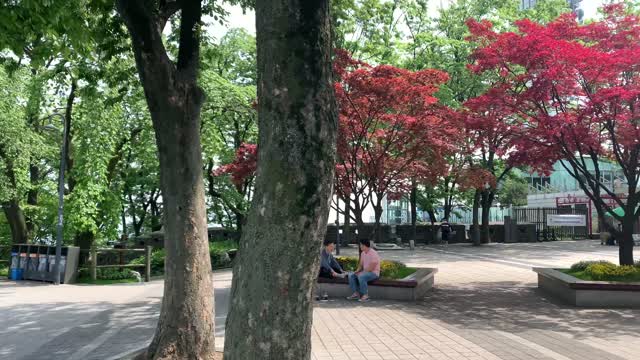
[78,267,137,280]
[130,248,166,276]
[570,260,614,272]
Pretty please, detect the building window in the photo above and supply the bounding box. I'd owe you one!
[530,176,550,189]
[520,0,537,10]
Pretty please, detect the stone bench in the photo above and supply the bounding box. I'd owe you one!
[317,268,437,301]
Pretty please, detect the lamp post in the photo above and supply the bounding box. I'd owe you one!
[44,114,68,285]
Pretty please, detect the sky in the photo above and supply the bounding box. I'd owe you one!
[209,0,605,39]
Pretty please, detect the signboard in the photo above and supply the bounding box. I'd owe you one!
[547,214,586,227]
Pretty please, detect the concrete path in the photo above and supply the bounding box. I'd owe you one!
[0,241,638,360]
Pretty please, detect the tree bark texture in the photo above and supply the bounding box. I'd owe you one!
[117,1,215,359]
[224,1,337,359]
[3,200,28,244]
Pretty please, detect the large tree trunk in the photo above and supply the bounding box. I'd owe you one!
[3,200,28,244]
[117,1,215,359]
[472,190,481,246]
[224,1,337,358]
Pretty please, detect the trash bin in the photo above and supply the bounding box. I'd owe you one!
[10,268,23,280]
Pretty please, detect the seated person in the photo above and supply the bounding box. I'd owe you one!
[319,239,346,279]
[347,239,380,302]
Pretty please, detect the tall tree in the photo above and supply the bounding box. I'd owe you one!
[334,50,452,241]
[224,1,337,359]
[115,0,226,358]
[468,4,640,264]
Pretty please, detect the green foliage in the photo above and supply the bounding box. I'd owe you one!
[129,242,237,276]
[570,260,614,272]
[584,263,640,282]
[78,267,137,281]
[130,248,166,276]
[335,256,416,280]
[497,176,528,207]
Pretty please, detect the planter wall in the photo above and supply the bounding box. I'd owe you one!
[317,267,437,301]
[534,268,640,308]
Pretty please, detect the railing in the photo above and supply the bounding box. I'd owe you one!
[83,246,153,282]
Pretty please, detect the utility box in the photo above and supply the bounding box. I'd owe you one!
[9,244,80,284]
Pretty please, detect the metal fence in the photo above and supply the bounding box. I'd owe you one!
[512,207,589,240]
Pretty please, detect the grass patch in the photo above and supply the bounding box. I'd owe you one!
[75,277,139,285]
[0,266,7,278]
[385,266,417,280]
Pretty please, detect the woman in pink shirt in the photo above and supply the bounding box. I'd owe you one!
[347,238,380,302]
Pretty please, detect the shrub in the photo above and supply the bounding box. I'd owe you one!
[335,256,412,279]
[585,263,640,281]
[78,267,137,280]
[130,249,166,276]
[570,260,614,272]
[128,242,237,275]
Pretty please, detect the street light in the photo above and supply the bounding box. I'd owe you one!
[42,114,68,285]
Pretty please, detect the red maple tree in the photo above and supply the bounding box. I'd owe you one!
[333,50,455,241]
[467,4,640,264]
[213,143,258,188]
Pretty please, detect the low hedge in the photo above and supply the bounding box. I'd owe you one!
[564,260,640,282]
[78,267,138,281]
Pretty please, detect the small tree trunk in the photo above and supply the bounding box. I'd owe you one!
[3,199,28,244]
[480,191,492,244]
[344,197,351,245]
[410,182,417,242]
[26,161,39,239]
[224,1,337,359]
[427,209,436,225]
[372,202,384,243]
[472,190,481,246]
[619,213,635,265]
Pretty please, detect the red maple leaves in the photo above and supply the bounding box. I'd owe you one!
[334,50,455,210]
[213,143,258,188]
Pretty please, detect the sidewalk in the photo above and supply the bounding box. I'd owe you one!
[1,241,637,360]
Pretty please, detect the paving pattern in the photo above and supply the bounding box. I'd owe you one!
[1,241,638,360]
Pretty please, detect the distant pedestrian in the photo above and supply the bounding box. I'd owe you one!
[440,218,451,244]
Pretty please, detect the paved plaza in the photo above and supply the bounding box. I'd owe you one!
[1,241,638,360]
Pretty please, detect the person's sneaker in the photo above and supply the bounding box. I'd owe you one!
[358,296,370,303]
[346,294,360,300]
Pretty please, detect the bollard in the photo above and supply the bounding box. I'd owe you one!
[409,239,415,251]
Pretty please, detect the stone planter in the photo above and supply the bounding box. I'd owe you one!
[317,267,437,301]
[533,268,640,308]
